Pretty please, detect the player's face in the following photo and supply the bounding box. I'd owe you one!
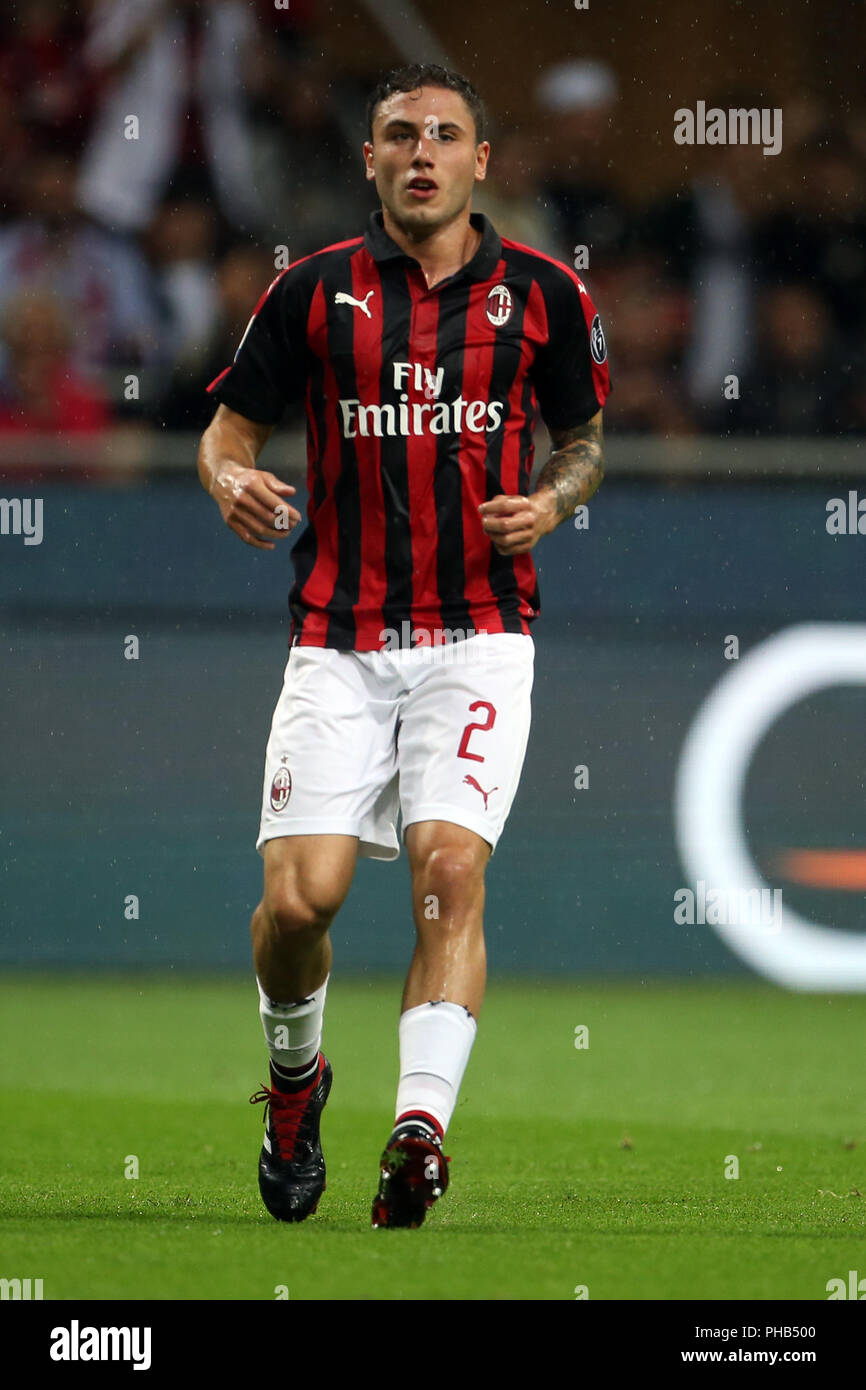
[364,86,489,235]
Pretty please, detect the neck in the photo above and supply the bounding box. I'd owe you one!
[381,207,480,289]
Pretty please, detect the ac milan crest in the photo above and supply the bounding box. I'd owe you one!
[269,763,292,812]
[486,283,513,327]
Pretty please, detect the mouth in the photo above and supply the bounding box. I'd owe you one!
[406,177,438,200]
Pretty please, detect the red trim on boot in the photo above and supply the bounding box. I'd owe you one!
[395,1109,444,1143]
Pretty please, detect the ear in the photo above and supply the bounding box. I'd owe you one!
[363,140,376,182]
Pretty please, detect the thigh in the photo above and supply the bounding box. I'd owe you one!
[397,634,535,852]
[257,646,400,851]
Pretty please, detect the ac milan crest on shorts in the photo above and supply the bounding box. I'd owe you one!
[269,762,292,812]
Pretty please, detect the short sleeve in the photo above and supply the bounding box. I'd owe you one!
[207,267,311,425]
[530,270,611,431]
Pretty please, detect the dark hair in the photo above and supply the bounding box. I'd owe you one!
[366,63,487,143]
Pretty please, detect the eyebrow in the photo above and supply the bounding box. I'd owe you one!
[382,117,465,134]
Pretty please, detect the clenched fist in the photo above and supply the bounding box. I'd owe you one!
[211,463,301,551]
[478,491,558,556]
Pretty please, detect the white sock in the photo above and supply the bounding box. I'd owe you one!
[257,974,328,1074]
[394,1001,477,1137]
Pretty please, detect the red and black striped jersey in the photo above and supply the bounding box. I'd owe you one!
[207,211,611,650]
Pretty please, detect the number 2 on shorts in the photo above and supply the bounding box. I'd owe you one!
[457,700,497,763]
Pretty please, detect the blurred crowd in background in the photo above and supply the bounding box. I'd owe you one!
[1,0,865,450]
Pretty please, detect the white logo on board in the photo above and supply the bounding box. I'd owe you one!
[674,625,866,989]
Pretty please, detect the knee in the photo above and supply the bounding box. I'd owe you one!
[258,883,340,940]
[415,844,485,911]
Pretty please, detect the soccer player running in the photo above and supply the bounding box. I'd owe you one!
[197,64,610,1229]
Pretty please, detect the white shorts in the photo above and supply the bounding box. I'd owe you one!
[257,633,535,859]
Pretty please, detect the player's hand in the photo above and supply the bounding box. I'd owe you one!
[210,463,301,551]
[478,492,558,555]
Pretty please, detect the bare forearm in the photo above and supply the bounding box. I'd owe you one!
[198,405,272,494]
[197,405,298,551]
[533,410,605,529]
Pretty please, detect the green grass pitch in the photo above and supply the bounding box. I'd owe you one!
[1,975,864,1301]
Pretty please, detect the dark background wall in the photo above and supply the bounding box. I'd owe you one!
[2,470,863,975]
[319,0,866,201]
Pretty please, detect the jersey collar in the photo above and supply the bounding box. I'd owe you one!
[364,209,502,282]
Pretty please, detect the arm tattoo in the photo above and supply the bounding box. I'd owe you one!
[535,414,605,524]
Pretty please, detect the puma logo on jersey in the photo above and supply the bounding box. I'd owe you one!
[463,775,499,810]
[334,290,375,318]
